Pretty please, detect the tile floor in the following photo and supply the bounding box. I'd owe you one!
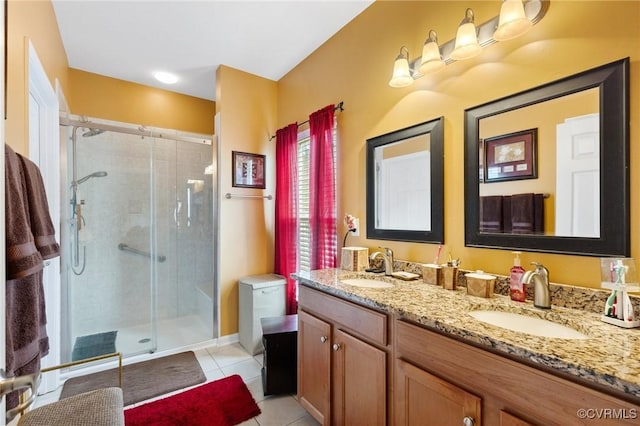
[29,342,319,426]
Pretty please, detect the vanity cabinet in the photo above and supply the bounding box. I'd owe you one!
[298,285,389,426]
[298,310,331,424]
[395,358,481,425]
[499,411,535,426]
[395,320,640,425]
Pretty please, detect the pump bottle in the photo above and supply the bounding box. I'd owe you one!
[510,251,526,302]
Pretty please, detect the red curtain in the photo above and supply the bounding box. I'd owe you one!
[309,105,337,270]
[274,123,299,314]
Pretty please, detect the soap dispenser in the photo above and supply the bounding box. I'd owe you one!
[510,251,526,302]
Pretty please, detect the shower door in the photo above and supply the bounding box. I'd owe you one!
[153,137,214,353]
[65,126,214,363]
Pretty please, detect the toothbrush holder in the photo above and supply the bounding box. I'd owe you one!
[442,265,458,290]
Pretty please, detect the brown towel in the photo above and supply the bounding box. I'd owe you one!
[5,270,49,375]
[480,196,503,232]
[5,144,43,279]
[17,153,60,259]
[534,193,545,234]
[511,193,534,234]
[502,196,512,233]
[4,145,55,410]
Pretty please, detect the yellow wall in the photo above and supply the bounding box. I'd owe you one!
[277,0,640,289]
[6,0,69,155]
[216,65,277,336]
[67,69,215,135]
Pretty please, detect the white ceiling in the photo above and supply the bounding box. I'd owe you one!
[52,0,374,101]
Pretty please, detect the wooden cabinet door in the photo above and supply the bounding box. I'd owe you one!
[500,410,535,426]
[298,310,331,426]
[395,358,481,426]
[333,328,387,426]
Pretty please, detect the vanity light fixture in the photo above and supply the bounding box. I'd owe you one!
[388,46,414,88]
[388,0,549,87]
[494,0,533,41]
[419,30,446,75]
[450,8,482,61]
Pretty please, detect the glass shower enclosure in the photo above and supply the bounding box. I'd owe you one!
[62,117,217,363]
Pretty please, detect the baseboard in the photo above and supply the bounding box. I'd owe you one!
[216,333,239,347]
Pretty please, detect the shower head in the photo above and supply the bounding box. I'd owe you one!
[82,128,105,137]
[75,171,108,185]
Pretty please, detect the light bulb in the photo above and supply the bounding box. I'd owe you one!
[450,8,482,61]
[494,0,533,41]
[388,48,413,88]
[419,30,446,74]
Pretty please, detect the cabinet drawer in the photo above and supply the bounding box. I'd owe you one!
[299,285,387,346]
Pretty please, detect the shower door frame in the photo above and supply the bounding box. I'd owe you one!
[59,116,219,362]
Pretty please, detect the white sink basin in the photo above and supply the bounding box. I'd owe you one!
[468,310,589,340]
[340,278,394,289]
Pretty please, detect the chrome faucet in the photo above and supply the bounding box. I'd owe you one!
[370,247,394,276]
[522,262,551,309]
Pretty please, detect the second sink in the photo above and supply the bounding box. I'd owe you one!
[468,310,589,340]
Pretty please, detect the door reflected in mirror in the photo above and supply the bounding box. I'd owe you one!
[374,133,431,231]
[367,117,444,243]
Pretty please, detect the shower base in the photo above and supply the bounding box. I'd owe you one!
[116,314,212,356]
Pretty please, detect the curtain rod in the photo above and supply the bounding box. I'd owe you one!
[269,101,344,141]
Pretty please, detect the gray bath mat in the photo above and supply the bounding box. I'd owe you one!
[60,351,206,406]
[71,331,118,361]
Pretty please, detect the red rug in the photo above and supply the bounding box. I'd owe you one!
[124,374,261,426]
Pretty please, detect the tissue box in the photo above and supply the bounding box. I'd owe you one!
[341,247,369,271]
[465,272,496,298]
[422,264,442,285]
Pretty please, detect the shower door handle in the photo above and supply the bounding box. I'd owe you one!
[174,200,182,227]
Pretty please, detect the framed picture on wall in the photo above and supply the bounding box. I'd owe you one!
[232,151,266,189]
[484,128,538,183]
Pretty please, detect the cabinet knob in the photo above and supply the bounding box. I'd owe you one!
[320,336,328,343]
[332,343,341,351]
[462,417,475,426]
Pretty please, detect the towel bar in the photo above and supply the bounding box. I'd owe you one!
[225,193,272,200]
[0,370,41,421]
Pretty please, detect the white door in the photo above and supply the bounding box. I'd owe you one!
[28,41,61,394]
[378,151,431,231]
[555,113,600,237]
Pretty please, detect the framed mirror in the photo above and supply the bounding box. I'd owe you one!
[366,117,444,243]
[464,58,629,256]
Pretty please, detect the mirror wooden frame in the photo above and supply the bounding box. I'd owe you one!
[464,58,629,257]
[366,117,444,243]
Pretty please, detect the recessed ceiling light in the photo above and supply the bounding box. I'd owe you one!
[153,71,178,84]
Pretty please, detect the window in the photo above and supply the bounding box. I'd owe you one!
[297,125,337,272]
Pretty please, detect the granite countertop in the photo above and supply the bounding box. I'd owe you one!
[293,268,640,400]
